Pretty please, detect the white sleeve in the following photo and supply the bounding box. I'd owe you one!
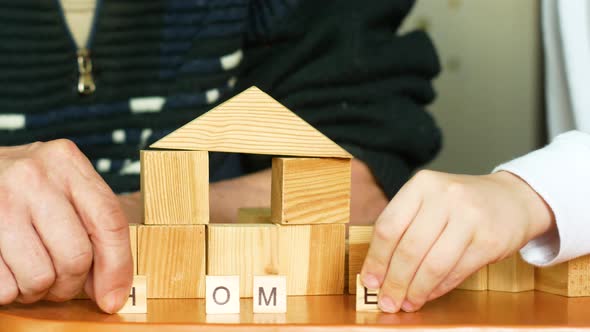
[493,131,590,266]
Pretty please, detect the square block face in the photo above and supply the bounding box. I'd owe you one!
[253,275,287,313]
[138,225,206,298]
[276,224,346,295]
[348,226,373,294]
[208,224,345,297]
[141,150,209,224]
[488,254,534,292]
[271,158,351,225]
[356,274,379,312]
[208,224,279,298]
[118,275,147,314]
[206,276,240,314]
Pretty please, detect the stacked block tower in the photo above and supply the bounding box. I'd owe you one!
[138,86,352,300]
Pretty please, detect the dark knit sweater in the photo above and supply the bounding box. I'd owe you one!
[0,0,441,198]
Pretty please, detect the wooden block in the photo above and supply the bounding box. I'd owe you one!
[253,275,287,313]
[207,223,345,296]
[279,224,346,295]
[457,266,488,291]
[141,150,208,224]
[348,226,373,294]
[271,157,351,225]
[150,86,352,159]
[74,224,138,299]
[138,225,206,298]
[237,207,271,224]
[117,276,147,314]
[129,224,138,275]
[207,224,279,298]
[535,254,590,296]
[355,274,379,312]
[488,254,534,292]
[206,276,240,314]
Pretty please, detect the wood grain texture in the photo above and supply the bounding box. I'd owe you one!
[306,224,346,295]
[7,291,590,331]
[355,274,379,312]
[348,226,373,294]
[457,266,488,291]
[118,275,147,314]
[208,224,345,296]
[150,86,352,158]
[129,224,138,275]
[271,158,351,225]
[207,224,279,298]
[488,254,534,292]
[237,207,271,224]
[141,150,208,225]
[535,254,590,297]
[138,225,206,298]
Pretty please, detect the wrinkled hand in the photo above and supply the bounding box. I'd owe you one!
[360,170,554,313]
[0,140,132,313]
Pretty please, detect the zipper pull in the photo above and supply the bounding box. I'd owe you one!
[77,48,96,95]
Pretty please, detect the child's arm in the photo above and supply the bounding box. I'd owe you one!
[360,131,590,313]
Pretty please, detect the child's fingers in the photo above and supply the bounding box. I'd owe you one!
[360,179,423,290]
[404,219,473,311]
[426,246,486,301]
[377,198,448,313]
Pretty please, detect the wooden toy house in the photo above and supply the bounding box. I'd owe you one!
[137,87,352,299]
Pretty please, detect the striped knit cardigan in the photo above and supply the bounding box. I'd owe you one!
[0,0,441,198]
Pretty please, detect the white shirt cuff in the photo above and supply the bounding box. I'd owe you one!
[493,131,590,266]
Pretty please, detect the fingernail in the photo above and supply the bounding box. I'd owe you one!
[102,287,129,314]
[401,300,415,312]
[362,273,380,289]
[378,296,397,313]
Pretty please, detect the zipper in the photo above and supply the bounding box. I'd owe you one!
[77,48,96,95]
[56,0,102,96]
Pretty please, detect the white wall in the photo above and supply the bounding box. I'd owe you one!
[401,0,542,174]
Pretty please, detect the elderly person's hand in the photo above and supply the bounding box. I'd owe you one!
[0,140,132,313]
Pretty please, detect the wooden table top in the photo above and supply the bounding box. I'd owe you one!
[1,290,590,331]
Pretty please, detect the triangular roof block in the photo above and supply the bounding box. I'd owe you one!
[151,87,352,158]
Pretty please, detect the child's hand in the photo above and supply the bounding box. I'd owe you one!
[360,170,554,313]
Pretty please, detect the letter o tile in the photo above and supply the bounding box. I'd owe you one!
[206,275,240,314]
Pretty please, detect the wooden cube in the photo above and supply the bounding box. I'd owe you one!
[278,223,346,295]
[141,150,208,224]
[253,275,287,313]
[356,274,379,312]
[207,224,278,298]
[206,275,240,314]
[207,223,345,296]
[118,275,147,314]
[138,225,206,298]
[457,266,488,291]
[348,226,373,294]
[488,254,534,292]
[535,255,590,296]
[271,158,351,225]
